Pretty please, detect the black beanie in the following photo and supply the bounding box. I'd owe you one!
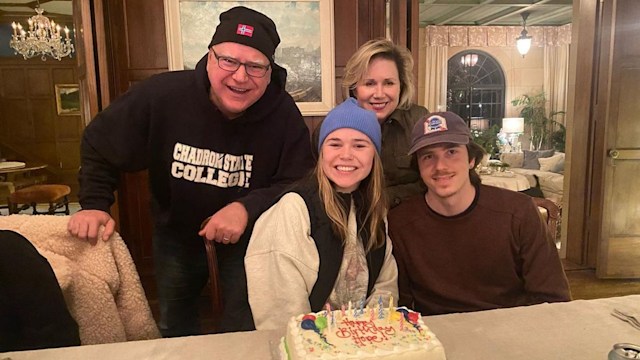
[208,6,280,64]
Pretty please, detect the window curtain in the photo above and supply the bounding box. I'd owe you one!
[423,46,448,112]
[544,45,570,126]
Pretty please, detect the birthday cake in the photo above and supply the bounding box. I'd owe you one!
[280,305,446,360]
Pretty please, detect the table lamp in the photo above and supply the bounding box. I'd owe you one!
[502,117,524,152]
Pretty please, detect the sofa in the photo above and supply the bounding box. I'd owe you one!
[500,150,565,204]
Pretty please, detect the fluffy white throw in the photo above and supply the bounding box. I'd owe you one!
[0,214,161,344]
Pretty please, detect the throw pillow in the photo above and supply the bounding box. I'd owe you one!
[500,152,524,168]
[523,149,555,169]
[538,153,564,172]
[551,154,565,174]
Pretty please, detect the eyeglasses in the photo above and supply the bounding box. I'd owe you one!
[211,49,270,78]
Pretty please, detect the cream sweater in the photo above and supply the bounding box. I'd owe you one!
[0,215,160,344]
[245,193,398,330]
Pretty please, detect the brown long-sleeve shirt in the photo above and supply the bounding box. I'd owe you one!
[388,185,571,315]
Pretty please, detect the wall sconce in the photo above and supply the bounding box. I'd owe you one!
[516,12,532,57]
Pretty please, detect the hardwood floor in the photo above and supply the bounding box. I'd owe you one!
[563,260,640,300]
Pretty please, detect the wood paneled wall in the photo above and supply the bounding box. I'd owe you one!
[0,57,82,196]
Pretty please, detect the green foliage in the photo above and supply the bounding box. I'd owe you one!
[511,92,565,150]
[471,124,501,158]
[550,123,566,152]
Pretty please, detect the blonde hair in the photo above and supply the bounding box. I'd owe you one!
[342,38,415,110]
[315,150,388,252]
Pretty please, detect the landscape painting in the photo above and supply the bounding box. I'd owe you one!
[55,84,81,116]
[164,0,334,115]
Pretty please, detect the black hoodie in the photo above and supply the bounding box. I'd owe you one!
[79,54,314,237]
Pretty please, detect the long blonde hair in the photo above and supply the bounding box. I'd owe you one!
[315,150,388,252]
[342,38,415,110]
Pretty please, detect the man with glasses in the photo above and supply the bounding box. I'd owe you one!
[67,6,314,335]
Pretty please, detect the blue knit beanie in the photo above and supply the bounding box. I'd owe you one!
[318,98,381,153]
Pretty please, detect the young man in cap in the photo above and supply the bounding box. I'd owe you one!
[67,6,314,335]
[388,111,570,316]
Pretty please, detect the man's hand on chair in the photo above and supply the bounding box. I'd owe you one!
[67,209,116,245]
[198,202,248,244]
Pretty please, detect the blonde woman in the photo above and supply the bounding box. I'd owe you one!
[343,38,429,207]
[245,98,398,330]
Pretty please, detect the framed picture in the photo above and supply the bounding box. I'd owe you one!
[164,0,335,116]
[54,84,81,116]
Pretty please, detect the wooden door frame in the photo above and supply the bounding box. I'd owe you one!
[387,0,420,103]
[563,0,637,273]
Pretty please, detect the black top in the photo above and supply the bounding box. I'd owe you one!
[78,54,314,235]
[0,230,80,352]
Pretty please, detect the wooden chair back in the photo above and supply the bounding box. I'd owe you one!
[203,237,224,332]
[532,197,560,237]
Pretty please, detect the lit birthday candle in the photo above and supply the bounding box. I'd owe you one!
[399,314,404,331]
[341,304,346,317]
[378,296,384,319]
[325,303,332,330]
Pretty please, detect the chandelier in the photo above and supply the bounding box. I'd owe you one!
[460,53,478,67]
[516,12,532,58]
[9,5,74,61]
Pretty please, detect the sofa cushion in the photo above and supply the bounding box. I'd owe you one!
[539,153,564,172]
[523,149,555,169]
[500,152,524,168]
[551,156,565,174]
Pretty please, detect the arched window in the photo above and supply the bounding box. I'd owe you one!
[446,50,505,128]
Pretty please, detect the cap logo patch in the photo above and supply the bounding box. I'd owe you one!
[423,115,448,134]
[236,24,254,37]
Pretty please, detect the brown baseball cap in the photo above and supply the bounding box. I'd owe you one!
[408,111,471,155]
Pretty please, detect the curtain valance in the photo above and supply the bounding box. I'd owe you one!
[424,24,571,47]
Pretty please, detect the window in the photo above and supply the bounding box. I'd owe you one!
[446,51,505,127]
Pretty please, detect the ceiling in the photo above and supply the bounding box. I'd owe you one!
[418,0,573,26]
[0,0,572,27]
[0,0,72,17]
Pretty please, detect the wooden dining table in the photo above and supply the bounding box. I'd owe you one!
[2,295,639,360]
[0,162,47,179]
[0,161,48,193]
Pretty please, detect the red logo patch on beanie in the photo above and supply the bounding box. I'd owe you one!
[236,24,254,37]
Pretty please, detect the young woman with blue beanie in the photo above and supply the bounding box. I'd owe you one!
[245,98,398,330]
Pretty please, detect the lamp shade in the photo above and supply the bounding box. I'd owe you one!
[502,118,524,133]
[470,118,489,130]
[516,36,532,57]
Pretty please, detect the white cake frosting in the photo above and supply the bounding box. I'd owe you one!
[280,306,446,360]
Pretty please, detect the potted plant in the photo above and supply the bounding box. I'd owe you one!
[549,123,566,152]
[511,92,565,150]
[471,124,501,159]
